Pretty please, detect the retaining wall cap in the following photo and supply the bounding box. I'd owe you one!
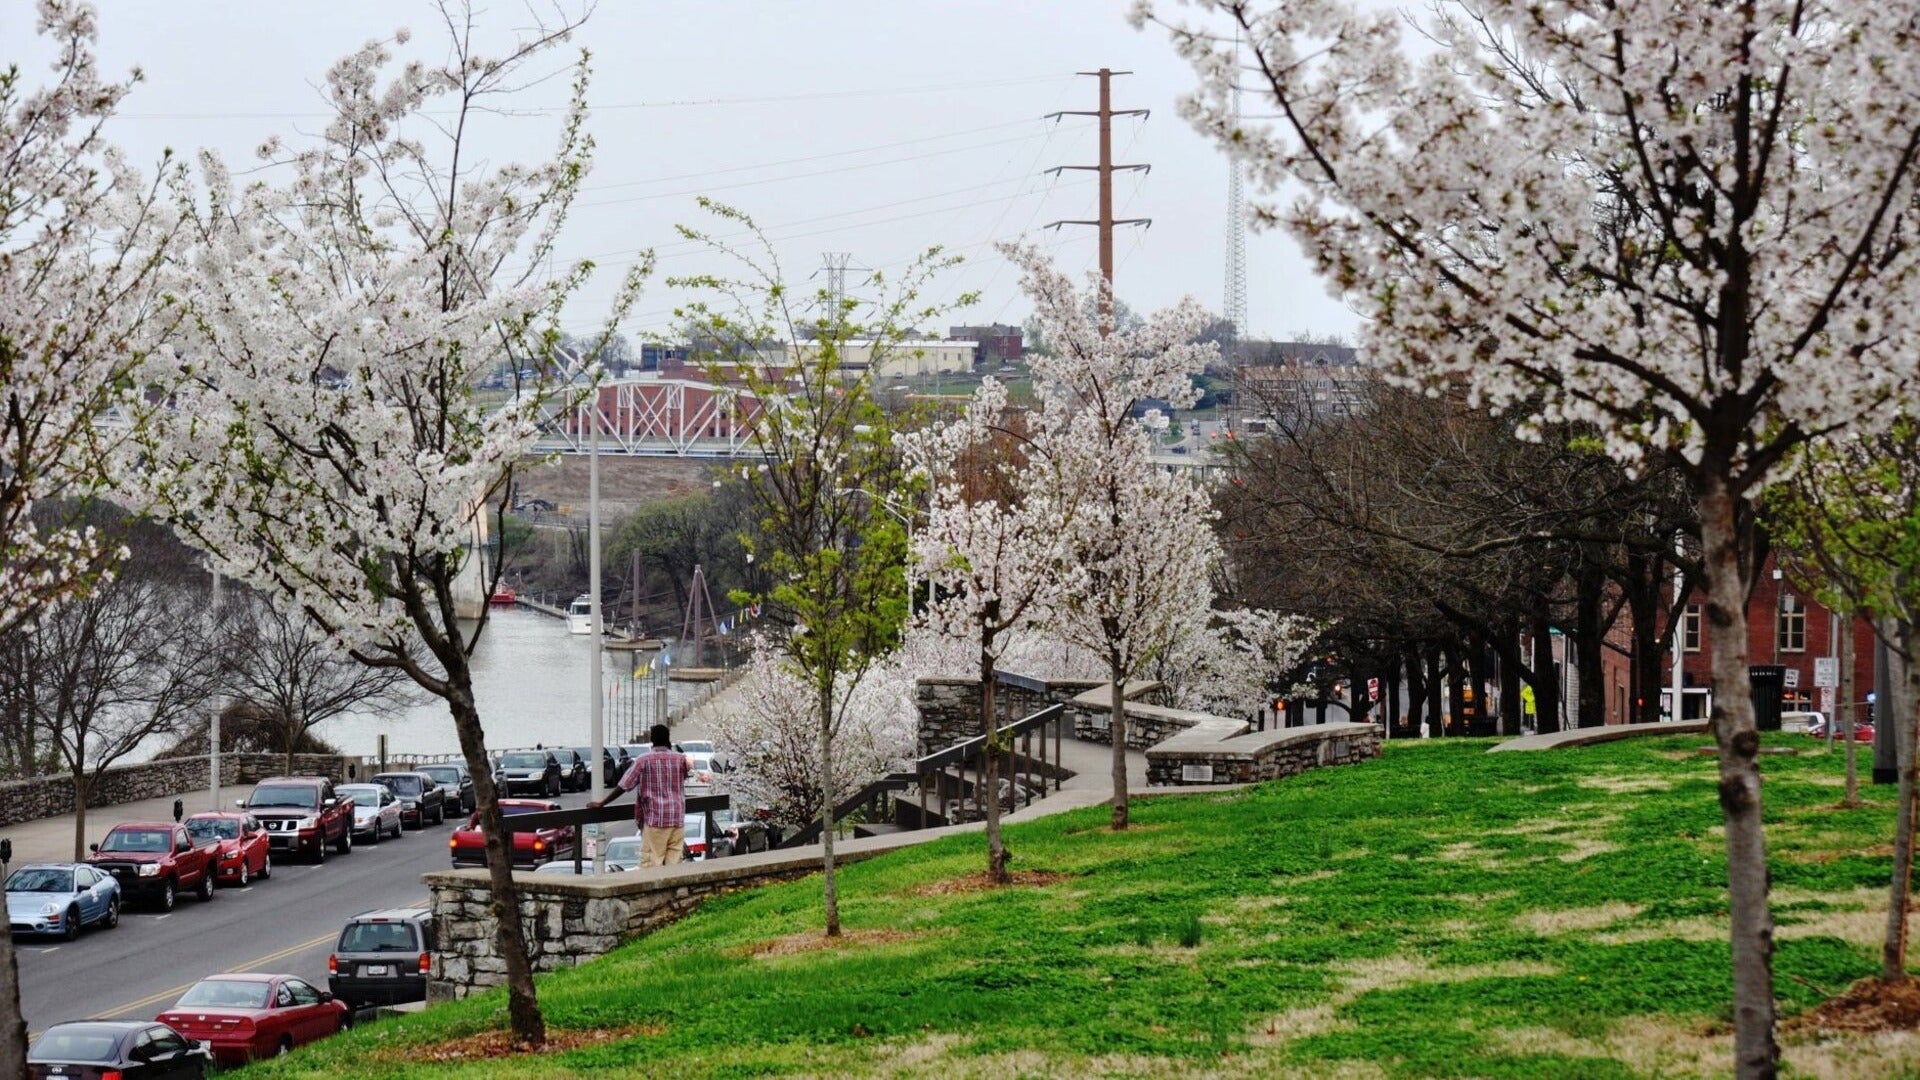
[1070,681,1165,710]
[1486,719,1711,752]
[1147,721,1377,760]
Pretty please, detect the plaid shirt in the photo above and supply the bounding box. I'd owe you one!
[616,747,690,828]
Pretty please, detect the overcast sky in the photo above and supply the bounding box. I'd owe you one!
[7,1,1365,344]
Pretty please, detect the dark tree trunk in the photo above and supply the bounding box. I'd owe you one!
[1385,662,1402,734]
[1498,628,1523,736]
[1530,607,1562,735]
[1575,558,1608,728]
[1625,547,1666,725]
[1424,645,1445,739]
[1404,648,1426,737]
[1467,633,1491,736]
[1443,638,1467,737]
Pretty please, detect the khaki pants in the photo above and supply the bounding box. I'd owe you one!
[641,824,684,867]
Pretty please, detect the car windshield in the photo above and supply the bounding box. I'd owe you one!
[176,980,270,1009]
[711,808,741,827]
[338,922,418,952]
[421,768,461,785]
[186,818,241,841]
[98,829,172,853]
[683,816,705,840]
[344,789,384,808]
[379,776,422,795]
[602,837,643,862]
[6,868,72,893]
[248,786,317,809]
[679,741,715,754]
[500,753,547,769]
[501,804,547,817]
[27,1028,119,1062]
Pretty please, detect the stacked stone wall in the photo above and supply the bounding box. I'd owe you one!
[0,753,353,828]
[1144,723,1382,786]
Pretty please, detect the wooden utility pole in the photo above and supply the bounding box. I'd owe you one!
[1046,68,1150,331]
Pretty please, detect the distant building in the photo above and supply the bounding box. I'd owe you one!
[948,323,1023,367]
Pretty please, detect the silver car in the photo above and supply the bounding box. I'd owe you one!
[338,784,404,844]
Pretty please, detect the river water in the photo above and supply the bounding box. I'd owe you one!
[323,607,726,759]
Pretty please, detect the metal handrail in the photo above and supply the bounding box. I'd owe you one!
[486,793,733,874]
[918,704,1063,772]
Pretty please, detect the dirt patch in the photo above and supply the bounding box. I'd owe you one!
[1514,902,1642,936]
[375,1025,662,1064]
[1783,844,1894,865]
[1578,775,1676,794]
[740,927,930,959]
[1788,977,1920,1035]
[912,870,1071,896]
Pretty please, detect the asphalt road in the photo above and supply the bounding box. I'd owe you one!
[17,787,611,1035]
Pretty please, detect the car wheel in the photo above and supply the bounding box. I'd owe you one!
[431,803,445,826]
[391,818,403,841]
[259,852,272,881]
[275,1036,293,1056]
[237,859,250,886]
[158,878,176,912]
[63,906,80,941]
[366,822,380,845]
[338,827,352,855]
[196,871,215,902]
[313,836,327,864]
[103,898,119,929]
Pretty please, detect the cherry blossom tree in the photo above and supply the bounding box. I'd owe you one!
[1149,606,1321,721]
[130,6,642,1047]
[711,638,918,831]
[1141,2,1920,1071]
[0,2,189,1068]
[906,378,1072,881]
[1004,242,1219,831]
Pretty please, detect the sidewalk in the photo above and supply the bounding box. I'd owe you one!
[0,784,260,867]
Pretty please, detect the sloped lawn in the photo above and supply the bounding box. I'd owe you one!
[238,736,1919,1078]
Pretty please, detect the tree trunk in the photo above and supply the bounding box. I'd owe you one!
[0,926,23,1078]
[1467,635,1490,736]
[1842,615,1860,807]
[1576,560,1608,728]
[1530,609,1562,735]
[1386,662,1402,734]
[1443,638,1466,736]
[981,655,1009,883]
[71,773,91,862]
[1110,654,1129,831]
[446,682,545,1047]
[1498,630,1523,737]
[1404,647,1426,737]
[817,678,840,936]
[1884,619,1919,982]
[1627,549,1667,726]
[1697,480,1778,1077]
[1424,645,1445,739]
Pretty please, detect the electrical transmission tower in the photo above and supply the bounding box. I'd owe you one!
[1045,68,1150,330]
[1223,38,1248,344]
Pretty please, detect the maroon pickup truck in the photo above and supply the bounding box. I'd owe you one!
[88,821,220,911]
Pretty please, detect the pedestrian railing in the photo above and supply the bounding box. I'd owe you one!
[484,793,732,874]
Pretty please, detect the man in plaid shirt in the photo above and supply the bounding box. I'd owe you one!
[590,723,691,866]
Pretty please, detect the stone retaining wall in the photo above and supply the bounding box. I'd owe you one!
[0,753,353,828]
[914,675,1108,756]
[1144,722,1382,786]
[424,849,892,1000]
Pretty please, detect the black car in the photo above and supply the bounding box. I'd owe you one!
[370,772,447,829]
[564,746,627,790]
[328,907,436,1008]
[554,749,592,793]
[29,1019,212,1078]
[493,750,562,797]
[415,763,476,815]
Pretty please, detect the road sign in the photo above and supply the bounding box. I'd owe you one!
[1820,687,1835,714]
[1783,667,1800,689]
[1814,657,1839,688]
[1367,677,1380,703]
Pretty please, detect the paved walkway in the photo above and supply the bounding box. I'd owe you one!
[3,784,260,867]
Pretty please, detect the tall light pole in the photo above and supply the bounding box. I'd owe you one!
[587,396,606,873]
[835,486,927,609]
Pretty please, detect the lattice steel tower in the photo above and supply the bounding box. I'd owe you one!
[1223,40,1248,340]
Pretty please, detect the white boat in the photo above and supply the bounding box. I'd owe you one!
[567,594,594,635]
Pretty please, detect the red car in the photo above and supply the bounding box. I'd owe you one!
[185,812,272,887]
[156,973,348,1065]
[449,799,574,868]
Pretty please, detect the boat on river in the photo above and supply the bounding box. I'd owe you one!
[566,594,594,634]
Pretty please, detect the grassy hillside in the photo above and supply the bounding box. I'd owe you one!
[241,736,1916,1078]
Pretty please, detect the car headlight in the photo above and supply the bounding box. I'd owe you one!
[223,851,241,861]
[298,816,318,829]
[138,864,160,877]
[39,903,59,916]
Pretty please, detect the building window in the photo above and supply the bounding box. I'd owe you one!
[1778,598,1806,653]
[1682,604,1703,652]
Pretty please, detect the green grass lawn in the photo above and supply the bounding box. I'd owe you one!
[239,736,1917,1078]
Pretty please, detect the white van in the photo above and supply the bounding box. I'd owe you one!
[1780,711,1823,734]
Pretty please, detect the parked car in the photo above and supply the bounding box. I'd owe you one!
[6,863,120,939]
[565,746,626,789]
[674,739,716,756]
[709,807,770,855]
[328,907,435,1008]
[370,771,447,828]
[493,750,563,797]
[87,822,219,911]
[553,748,593,792]
[416,763,476,814]
[184,812,272,887]
[156,974,349,1066]
[684,753,719,792]
[1781,711,1824,734]
[682,812,728,860]
[534,860,632,875]
[337,784,404,844]
[240,777,353,863]
[448,799,574,868]
[29,1020,211,1079]
[1807,716,1876,741]
[600,834,648,867]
